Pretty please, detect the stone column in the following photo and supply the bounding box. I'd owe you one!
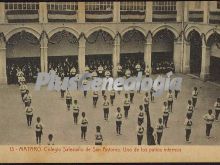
[112,34,120,77]
[0,34,7,84]
[113,1,120,23]
[200,40,210,80]
[78,36,86,74]
[39,2,48,23]
[78,2,85,23]
[0,2,6,23]
[173,38,182,73]
[40,32,48,73]
[203,1,209,24]
[176,1,183,22]
[144,34,152,73]
[183,41,190,74]
[145,1,152,22]
[184,1,188,22]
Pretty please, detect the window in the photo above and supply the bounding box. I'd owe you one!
[85,1,113,11]
[153,1,176,11]
[47,2,78,11]
[5,2,39,10]
[217,1,220,9]
[120,1,146,11]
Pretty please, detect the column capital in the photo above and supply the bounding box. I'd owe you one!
[78,36,86,48]
[114,33,121,46]
[40,31,48,46]
[174,37,183,44]
[145,31,153,43]
[0,33,6,49]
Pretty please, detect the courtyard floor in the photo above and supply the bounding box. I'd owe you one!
[0,73,220,145]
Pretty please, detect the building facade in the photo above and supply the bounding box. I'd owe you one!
[0,1,220,84]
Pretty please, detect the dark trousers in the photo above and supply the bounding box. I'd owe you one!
[93,97,98,107]
[137,135,143,145]
[116,121,122,134]
[130,93,134,103]
[110,96,115,105]
[187,112,193,119]
[103,108,109,120]
[124,106,130,118]
[81,126,87,139]
[138,118,144,124]
[144,104,149,114]
[66,99,72,109]
[61,90,65,98]
[21,93,25,102]
[102,90,105,96]
[73,113,79,124]
[26,114,33,126]
[24,101,29,107]
[185,129,191,141]
[150,93,154,102]
[36,131,42,144]
[163,115,169,127]
[84,91,87,97]
[174,90,179,99]
[157,132,163,145]
[215,110,220,120]
[206,124,212,137]
[192,98,197,107]
[168,101,173,112]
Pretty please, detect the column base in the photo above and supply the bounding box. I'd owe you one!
[183,66,190,74]
[174,65,181,73]
[112,69,117,78]
[200,72,210,81]
[0,76,7,84]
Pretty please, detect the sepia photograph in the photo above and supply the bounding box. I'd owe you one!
[0,0,220,163]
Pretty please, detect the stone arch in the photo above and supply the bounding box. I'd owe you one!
[48,27,80,39]
[120,26,146,38]
[152,25,179,38]
[5,27,40,41]
[206,30,220,46]
[85,26,115,39]
[185,26,202,40]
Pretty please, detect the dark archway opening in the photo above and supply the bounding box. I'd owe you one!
[188,30,202,76]
[6,31,40,84]
[207,32,220,82]
[152,29,175,74]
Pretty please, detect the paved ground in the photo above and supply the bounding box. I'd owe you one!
[0,73,220,145]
